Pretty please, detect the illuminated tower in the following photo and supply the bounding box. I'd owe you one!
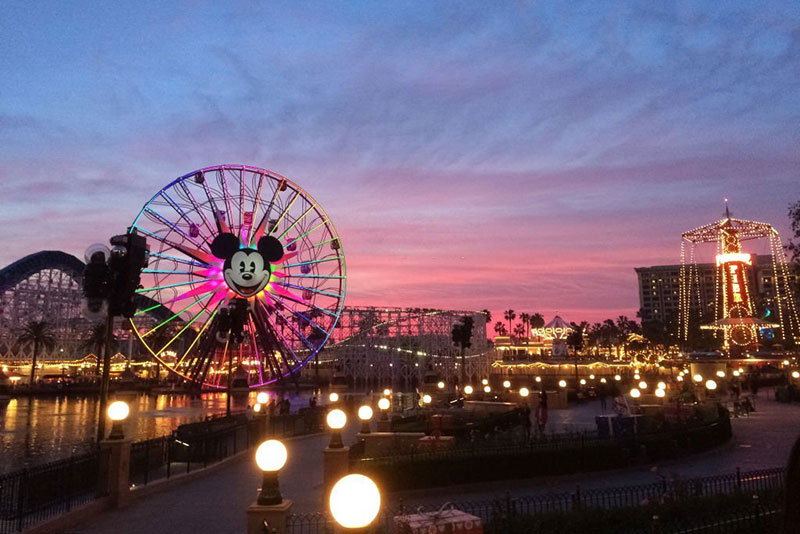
[679,201,800,352]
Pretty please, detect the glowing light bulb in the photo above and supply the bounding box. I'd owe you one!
[329,392,339,403]
[422,394,432,404]
[329,474,381,529]
[383,388,391,396]
[481,379,488,385]
[255,439,287,472]
[630,388,641,398]
[580,379,586,385]
[519,387,529,397]
[326,409,346,430]
[503,380,511,388]
[107,401,129,421]
[792,371,800,379]
[657,382,666,390]
[655,389,665,398]
[437,381,445,389]
[358,405,373,421]
[600,378,607,383]
[378,398,390,410]
[558,380,567,388]
[464,385,473,395]
[716,370,725,378]
[639,381,647,389]
[614,375,621,381]
[693,374,703,383]
[535,376,542,383]
[256,392,269,404]
[483,386,491,393]
[705,380,717,391]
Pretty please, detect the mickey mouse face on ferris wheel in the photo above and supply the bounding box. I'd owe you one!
[210,233,284,298]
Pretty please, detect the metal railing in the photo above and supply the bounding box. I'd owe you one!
[0,449,107,534]
[130,409,325,488]
[285,467,786,534]
[0,408,325,533]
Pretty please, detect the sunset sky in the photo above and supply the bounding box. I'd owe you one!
[1,2,799,324]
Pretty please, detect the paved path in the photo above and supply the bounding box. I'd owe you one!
[60,391,800,534]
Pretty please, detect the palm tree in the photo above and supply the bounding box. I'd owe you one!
[81,323,117,375]
[530,312,545,329]
[16,321,56,386]
[503,309,516,336]
[512,323,526,341]
[494,321,507,336]
[519,313,530,337]
[481,309,492,323]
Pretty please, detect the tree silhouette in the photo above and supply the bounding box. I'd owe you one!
[16,321,56,386]
[503,309,516,337]
[81,323,118,375]
[494,321,507,336]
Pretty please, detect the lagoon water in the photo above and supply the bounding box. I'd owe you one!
[0,390,316,473]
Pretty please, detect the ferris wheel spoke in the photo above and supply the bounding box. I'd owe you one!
[251,305,290,378]
[277,205,315,240]
[141,293,213,340]
[269,190,299,235]
[218,167,236,234]
[178,180,216,239]
[134,227,215,266]
[246,321,265,385]
[144,206,205,250]
[274,280,342,299]
[160,191,214,245]
[285,219,329,248]
[282,256,343,269]
[148,251,207,268]
[135,279,207,294]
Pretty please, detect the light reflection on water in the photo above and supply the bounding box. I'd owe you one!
[0,390,316,473]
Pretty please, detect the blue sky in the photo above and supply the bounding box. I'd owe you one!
[1,1,799,322]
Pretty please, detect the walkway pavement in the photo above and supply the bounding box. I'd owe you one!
[60,390,800,534]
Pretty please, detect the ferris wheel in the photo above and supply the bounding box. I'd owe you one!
[128,165,346,389]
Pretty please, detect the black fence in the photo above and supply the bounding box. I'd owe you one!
[0,449,107,534]
[284,467,786,534]
[130,409,325,488]
[353,417,732,491]
[0,408,325,533]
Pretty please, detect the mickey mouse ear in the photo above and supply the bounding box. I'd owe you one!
[257,236,284,262]
[210,233,240,259]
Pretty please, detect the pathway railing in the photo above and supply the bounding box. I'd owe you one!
[285,467,786,534]
[0,408,325,533]
[0,449,107,534]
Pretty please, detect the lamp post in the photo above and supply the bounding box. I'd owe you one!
[255,439,288,505]
[377,397,390,420]
[107,400,130,440]
[358,405,373,434]
[100,400,131,507]
[247,440,292,534]
[329,474,381,533]
[323,409,350,499]
[327,409,347,449]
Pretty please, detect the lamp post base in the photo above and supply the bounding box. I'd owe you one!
[247,499,293,534]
